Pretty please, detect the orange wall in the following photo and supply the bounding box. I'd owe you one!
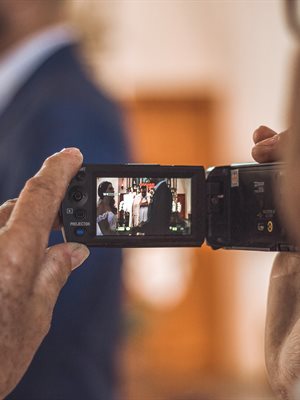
[119,94,249,399]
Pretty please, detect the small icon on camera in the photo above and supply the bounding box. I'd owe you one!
[267,221,273,233]
[66,208,74,214]
[257,223,265,232]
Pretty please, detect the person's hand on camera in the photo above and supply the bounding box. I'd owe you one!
[0,148,90,398]
[251,125,288,163]
[252,126,300,400]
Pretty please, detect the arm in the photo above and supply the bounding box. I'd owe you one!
[98,214,116,235]
[265,253,300,400]
[0,149,89,398]
[252,126,300,399]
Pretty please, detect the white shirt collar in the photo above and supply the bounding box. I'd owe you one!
[0,24,77,116]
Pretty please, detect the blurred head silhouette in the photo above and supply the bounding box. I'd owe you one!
[0,0,65,54]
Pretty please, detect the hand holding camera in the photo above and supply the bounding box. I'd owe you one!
[252,126,300,400]
[0,149,89,398]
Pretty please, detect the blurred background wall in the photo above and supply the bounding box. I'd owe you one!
[67,1,295,399]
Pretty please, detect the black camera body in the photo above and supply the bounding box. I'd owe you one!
[61,163,294,251]
[206,162,292,251]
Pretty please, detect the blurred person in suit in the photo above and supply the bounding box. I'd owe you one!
[141,178,172,235]
[0,1,129,399]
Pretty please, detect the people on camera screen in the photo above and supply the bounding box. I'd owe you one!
[96,177,191,236]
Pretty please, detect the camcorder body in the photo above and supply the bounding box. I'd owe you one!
[60,162,294,251]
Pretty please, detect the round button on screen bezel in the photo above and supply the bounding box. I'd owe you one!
[69,186,88,206]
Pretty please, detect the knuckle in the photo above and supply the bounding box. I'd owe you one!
[0,248,33,302]
[25,175,58,199]
[1,228,42,276]
[2,246,22,270]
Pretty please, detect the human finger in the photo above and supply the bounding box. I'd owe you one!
[6,148,82,259]
[35,242,89,305]
[0,199,17,227]
[253,126,277,144]
[251,135,280,163]
[0,199,62,231]
[251,131,288,163]
[0,242,88,399]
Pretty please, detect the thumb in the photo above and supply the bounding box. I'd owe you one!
[36,243,90,304]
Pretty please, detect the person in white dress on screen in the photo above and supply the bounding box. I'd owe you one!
[97,181,118,235]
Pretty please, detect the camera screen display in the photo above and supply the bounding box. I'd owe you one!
[62,163,294,250]
[96,177,192,236]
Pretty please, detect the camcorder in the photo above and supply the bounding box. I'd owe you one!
[60,163,295,251]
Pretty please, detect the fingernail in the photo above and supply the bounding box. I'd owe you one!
[69,243,90,270]
[60,148,81,155]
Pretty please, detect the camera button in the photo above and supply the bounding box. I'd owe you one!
[69,187,88,206]
[74,227,86,237]
[72,190,83,202]
[74,209,86,220]
[257,222,265,232]
[76,170,86,181]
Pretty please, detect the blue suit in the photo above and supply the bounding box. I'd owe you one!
[0,45,129,400]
